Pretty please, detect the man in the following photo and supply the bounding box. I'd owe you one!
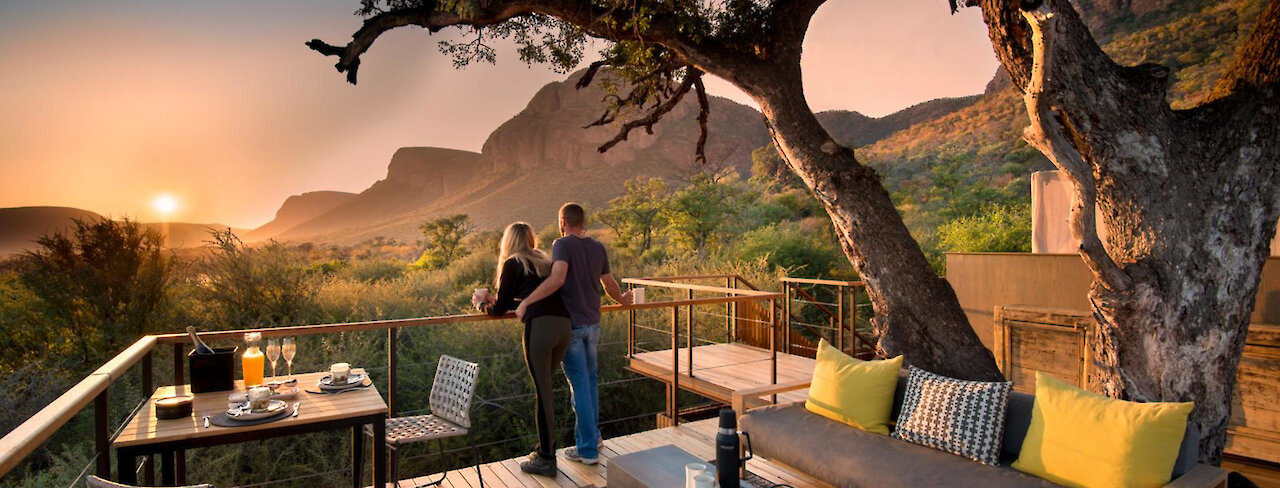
[517,202,632,468]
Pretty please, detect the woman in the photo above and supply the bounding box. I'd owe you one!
[472,222,571,477]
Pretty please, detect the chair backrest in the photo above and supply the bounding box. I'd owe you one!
[429,355,479,429]
[87,475,212,488]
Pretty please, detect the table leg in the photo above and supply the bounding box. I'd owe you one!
[143,454,154,486]
[116,449,137,485]
[372,418,386,488]
[176,449,186,484]
[161,450,175,486]
[352,425,365,488]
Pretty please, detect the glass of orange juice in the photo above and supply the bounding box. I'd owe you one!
[242,332,265,387]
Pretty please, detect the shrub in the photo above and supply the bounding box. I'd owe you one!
[734,222,842,277]
[936,203,1033,254]
[336,258,406,283]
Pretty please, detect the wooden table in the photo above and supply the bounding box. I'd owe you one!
[113,371,387,488]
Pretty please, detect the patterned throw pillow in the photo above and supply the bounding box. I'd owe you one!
[892,366,1012,465]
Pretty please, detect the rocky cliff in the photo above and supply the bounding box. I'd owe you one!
[272,147,483,240]
[480,70,769,174]
[247,191,356,241]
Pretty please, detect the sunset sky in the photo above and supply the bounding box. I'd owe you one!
[0,1,999,229]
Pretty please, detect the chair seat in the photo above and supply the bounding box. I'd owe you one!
[370,414,469,445]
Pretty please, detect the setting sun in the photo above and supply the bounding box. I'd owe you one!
[152,194,178,217]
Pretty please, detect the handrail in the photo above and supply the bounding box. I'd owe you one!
[622,278,779,297]
[780,277,864,287]
[0,375,111,476]
[0,292,783,479]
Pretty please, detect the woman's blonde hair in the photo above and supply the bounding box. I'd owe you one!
[496,222,551,288]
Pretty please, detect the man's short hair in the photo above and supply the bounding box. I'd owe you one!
[560,202,585,228]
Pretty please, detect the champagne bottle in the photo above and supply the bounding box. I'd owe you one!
[187,326,214,355]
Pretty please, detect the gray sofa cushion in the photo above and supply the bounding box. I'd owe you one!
[741,403,1062,488]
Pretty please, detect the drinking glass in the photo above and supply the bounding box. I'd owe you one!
[282,337,296,380]
[265,338,281,383]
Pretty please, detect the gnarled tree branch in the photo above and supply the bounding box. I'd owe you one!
[594,67,704,158]
[1020,3,1132,293]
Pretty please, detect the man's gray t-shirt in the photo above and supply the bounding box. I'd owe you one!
[551,235,610,327]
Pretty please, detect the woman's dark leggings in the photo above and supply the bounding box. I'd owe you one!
[524,315,572,460]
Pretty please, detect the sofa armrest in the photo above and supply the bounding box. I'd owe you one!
[730,380,811,418]
[1164,464,1228,488]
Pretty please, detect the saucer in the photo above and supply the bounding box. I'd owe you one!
[318,373,367,390]
[227,399,287,420]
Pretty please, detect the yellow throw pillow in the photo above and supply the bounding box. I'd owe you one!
[804,339,903,435]
[1012,372,1193,488]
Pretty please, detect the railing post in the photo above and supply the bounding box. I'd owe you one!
[783,284,791,356]
[94,388,110,478]
[730,278,739,343]
[686,289,694,379]
[142,350,153,397]
[670,305,680,426]
[769,297,778,404]
[388,328,398,417]
[837,285,845,355]
[628,283,636,358]
[172,342,184,386]
[724,277,733,343]
[141,348,154,486]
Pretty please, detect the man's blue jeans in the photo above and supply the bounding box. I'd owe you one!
[563,324,600,458]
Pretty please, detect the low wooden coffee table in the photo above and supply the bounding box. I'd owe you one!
[608,445,756,488]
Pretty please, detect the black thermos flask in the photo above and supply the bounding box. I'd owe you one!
[715,408,752,487]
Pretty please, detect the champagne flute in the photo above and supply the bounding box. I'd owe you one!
[282,337,297,380]
[265,338,281,383]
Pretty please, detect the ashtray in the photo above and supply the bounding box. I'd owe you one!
[155,395,194,420]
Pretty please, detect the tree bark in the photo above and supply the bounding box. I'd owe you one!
[743,64,1002,381]
[974,0,1280,462]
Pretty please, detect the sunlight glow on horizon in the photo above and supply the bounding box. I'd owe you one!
[152,194,179,219]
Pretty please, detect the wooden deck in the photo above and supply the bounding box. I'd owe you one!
[379,417,832,488]
[627,342,814,408]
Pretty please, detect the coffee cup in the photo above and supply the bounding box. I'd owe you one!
[247,386,271,411]
[632,287,646,304]
[330,362,351,384]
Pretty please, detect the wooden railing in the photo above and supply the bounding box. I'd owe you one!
[622,276,785,425]
[779,277,878,359]
[0,289,778,483]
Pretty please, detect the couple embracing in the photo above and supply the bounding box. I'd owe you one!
[472,203,635,477]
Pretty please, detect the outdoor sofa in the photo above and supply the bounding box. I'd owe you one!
[731,374,1230,488]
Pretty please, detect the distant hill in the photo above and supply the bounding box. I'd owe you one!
[246,191,356,242]
[817,96,983,148]
[0,206,246,256]
[270,147,484,241]
[0,207,103,256]
[140,222,250,248]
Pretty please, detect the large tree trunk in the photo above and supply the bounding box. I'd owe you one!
[976,0,1280,462]
[739,62,1003,381]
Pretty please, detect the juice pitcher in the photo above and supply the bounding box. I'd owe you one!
[242,332,265,387]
